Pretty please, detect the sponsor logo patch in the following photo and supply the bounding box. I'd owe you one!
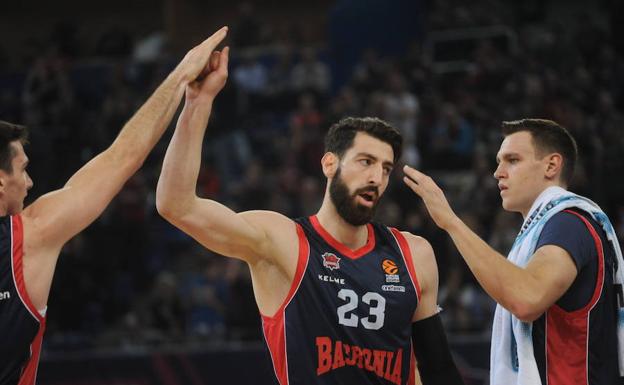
[318,274,345,285]
[382,259,400,283]
[385,274,400,283]
[322,252,341,271]
[382,285,405,292]
[382,259,398,274]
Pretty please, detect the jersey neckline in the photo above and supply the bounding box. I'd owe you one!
[309,215,376,259]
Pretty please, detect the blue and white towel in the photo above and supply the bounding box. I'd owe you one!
[490,186,624,385]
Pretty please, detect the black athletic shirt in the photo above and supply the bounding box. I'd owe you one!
[532,209,620,385]
[0,215,46,385]
[261,216,421,385]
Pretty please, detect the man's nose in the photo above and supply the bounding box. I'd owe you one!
[493,164,504,180]
[26,173,33,190]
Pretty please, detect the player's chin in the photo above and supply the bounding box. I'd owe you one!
[500,198,514,212]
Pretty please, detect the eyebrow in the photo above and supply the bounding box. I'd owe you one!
[355,152,395,168]
[495,152,520,164]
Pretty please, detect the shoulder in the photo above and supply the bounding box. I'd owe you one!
[397,230,438,286]
[240,209,295,228]
[539,209,593,247]
[538,209,597,270]
[399,231,435,260]
[544,210,588,230]
[240,210,300,256]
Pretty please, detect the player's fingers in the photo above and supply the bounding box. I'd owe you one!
[219,46,230,74]
[403,165,427,184]
[403,176,424,196]
[209,51,220,71]
[199,26,228,54]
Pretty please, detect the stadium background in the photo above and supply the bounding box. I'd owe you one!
[1,0,623,383]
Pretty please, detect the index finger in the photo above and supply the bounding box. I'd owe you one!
[218,46,230,73]
[403,165,427,183]
[198,26,229,54]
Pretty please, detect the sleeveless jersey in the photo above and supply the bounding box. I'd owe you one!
[0,215,46,385]
[532,209,620,385]
[262,216,421,385]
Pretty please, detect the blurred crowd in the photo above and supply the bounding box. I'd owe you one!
[1,0,623,353]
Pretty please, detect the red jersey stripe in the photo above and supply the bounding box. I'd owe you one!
[545,210,605,385]
[389,228,422,301]
[309,215,375,259]
[261,223,310,385]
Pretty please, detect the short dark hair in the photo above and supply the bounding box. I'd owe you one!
[501,119,578,185]
[0,121,29,173]
[324,117,403,163]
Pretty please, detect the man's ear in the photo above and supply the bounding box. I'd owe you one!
[0,169,7,192]
[544,153,564,181]
[321,152,339,178]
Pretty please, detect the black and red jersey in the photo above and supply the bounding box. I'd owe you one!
[0,215,46,385]
[532,209,620,385]
[261,216,421,385]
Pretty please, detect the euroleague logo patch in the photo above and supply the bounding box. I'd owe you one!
[322,252,341,271]
[382,259,400,283]
[382,259,398,274]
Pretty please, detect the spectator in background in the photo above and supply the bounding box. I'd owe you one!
[382,71,420,166]
[290,47,330,95]
[145,271,185,341]
[429,103,475,170]
[233,53,268,115]
[233,54,268,94]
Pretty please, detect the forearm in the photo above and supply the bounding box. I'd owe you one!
[444,218,543,317]
[108,68,188,167]
[412,314,464,385]
[156,97,214,216]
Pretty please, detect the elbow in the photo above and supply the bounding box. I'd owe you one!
[508,300,545,323]
[155,190,179,221]
[155,197,173,219]
[155,188,194,224]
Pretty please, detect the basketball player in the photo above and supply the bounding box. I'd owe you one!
[404,119,623,384]
[0,27,229,385]
[156,46,464,384]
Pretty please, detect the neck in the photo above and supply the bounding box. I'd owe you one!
[520,184,567,219]
[316,195,369,250]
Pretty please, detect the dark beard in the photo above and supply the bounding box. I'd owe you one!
[329,167,379,226]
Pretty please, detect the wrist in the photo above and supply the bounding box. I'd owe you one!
[186,95,215,109]
[168,65,191,88]
[443,215,463,233]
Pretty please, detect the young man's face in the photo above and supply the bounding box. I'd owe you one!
[493,131,554,217]
[0,141,33,215]
[329,132,394,225]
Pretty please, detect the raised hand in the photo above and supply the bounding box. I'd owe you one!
[186,46,229,101]
[403,165,459,231]
[176,26,228,85]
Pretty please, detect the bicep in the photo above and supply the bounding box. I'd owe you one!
[166,199,292,263]
[405,234,440,322]
[524,245,578,309]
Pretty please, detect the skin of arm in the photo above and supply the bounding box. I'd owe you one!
[405,233,440,322]
[155,46,298,316]
[19,27,230,310]
[402,165,577,322]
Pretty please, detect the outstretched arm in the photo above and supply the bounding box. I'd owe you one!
[18,28,229,310]
[403,165,577,322]
[22,27,229,253]
[156,47,293,264]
